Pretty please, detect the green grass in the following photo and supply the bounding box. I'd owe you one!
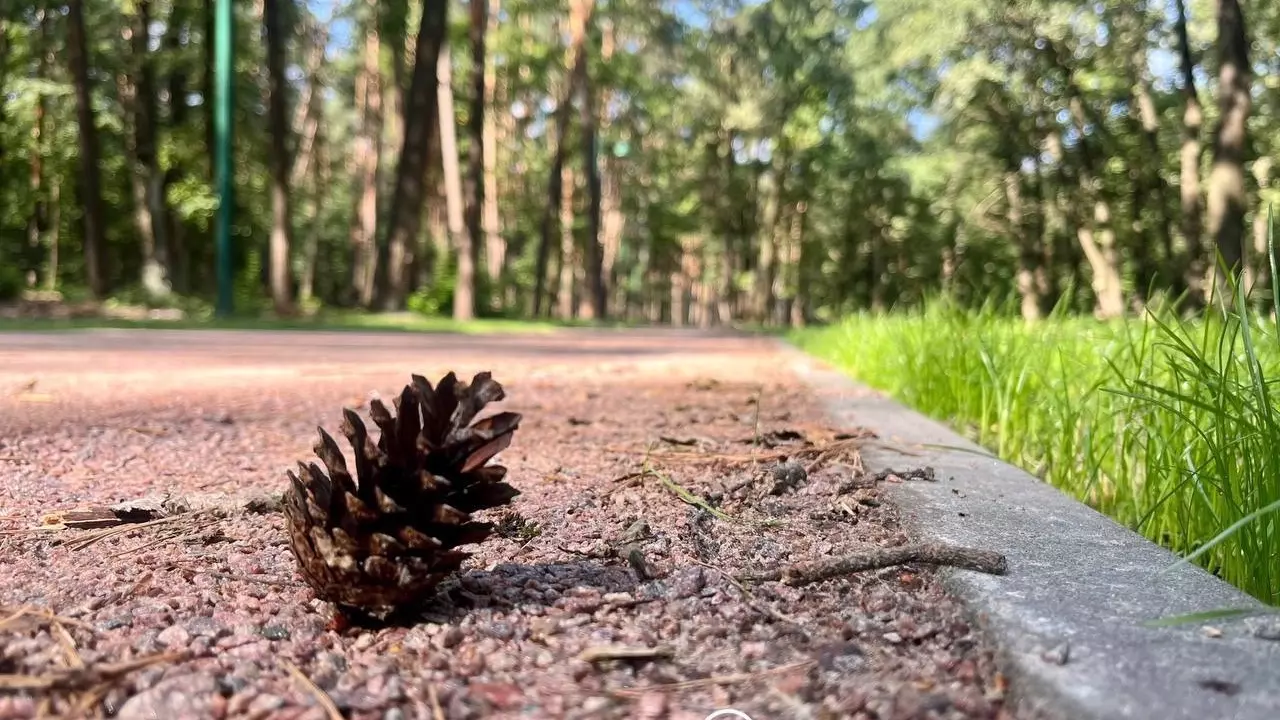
[791,291,1280,605]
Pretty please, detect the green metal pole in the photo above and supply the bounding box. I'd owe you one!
[214,0,234,317]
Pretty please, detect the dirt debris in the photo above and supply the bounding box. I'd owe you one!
[0,330,1017,719]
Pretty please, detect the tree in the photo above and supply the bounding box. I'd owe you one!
[437,37,471,320]
[66,0,106,298]
[265,0,295,314]
[1175,0,1206,305]
[383,0,449,311]
[1206,0,1251,282]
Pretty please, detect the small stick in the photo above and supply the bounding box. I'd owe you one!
[0,652,180,692]
[739,543,1008,586]
[427,684,446,720]
[609,660,817,698]
[283,660,343,720]
[579,645,674,663]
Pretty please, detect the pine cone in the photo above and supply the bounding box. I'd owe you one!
[283,371,521,616]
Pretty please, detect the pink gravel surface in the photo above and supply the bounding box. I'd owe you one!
[0,328,1015,720]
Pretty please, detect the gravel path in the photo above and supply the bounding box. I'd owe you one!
[0,328,1015,719]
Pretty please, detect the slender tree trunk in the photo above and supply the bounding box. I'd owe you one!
[1247,158,1272,300]
[290,19,328,187]
[754,147,785,323]
[534,0,595,316]
[45,180,61,291]
[264,0,295,314]
[556,165,577,320]
[383,0,449,310]
[481,0,504,305]
[579,13,604,320]
[162,1,192,293]
[1066,90,1124,317]
[437,40,472,319]
[1206,0,1251,285]
[460,0,487,320]
[67,0,106,297]
[120,0,173,299]
[1007,170,1042,321]
[26,11,49,289]
[354,0,384,307]
[1175,0,1206,305]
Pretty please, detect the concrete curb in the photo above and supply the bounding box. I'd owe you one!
[778,342,1280,720]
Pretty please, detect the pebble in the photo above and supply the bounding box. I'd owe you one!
[157,624,192,649]
[187,617,231,639]
[116,673,222,720]
[353,632,377,651]
[261,625,291,640]
[603,592,633,604]
[883,632,904,644]
[581,696,612,713]
[483,621,515,640]
[440,627,465,649]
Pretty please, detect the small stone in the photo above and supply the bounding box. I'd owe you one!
[260,625,291,641]
[1202,626,1224,639]
[246,693,286,713]
[882,632,903,645]
[581,696,612,713]
[740,641,768,660]
[671,566,706,599]
[1251,621,1280,641]
[488,653,517,672]
[530,617,560,638]
[483,622,514,640]
[353,632,376,651]
[1040,642,1070,665]
[116,673,220,720]
[186,617,230,639]
[440,627,465,649]
[603,592,633,605]
[98,616,132,631]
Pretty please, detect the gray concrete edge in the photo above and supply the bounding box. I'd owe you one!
[775,339,1280,720]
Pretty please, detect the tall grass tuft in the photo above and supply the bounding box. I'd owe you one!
[792,250,1280,603]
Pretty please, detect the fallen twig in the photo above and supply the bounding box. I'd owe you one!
[738,542,1008,586]
[283,660,343,720]
[0,605,95,633]
[579,645,674,663]
[609,660,817,698]
[427,684,446,720]
[0,652,180,693]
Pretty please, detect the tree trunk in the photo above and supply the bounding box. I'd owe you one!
[290,19,328,187]
[67,0,107,297]
[1175,0,1206,306]
[481,0,504,304]
[460,0,487,319]
[353,0,384,307]
[120,0,173,300]
[579,13,604,320]
[26,11,49,289]
[45,180,61,291]
[162,1,192,293]
[264,0,294,315]
[556,165,577,320]
[1247,158,1272,300]
[1205,0,1251,284]
[203,0,216,178]
[1065,85,1124,317]
[754,149,785,323]
[1008,170,1042,321]
[437,40,472,320]
[534,0,595,316]
[383,0,449,310]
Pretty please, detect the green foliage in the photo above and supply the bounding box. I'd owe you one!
[793,291,1280,604]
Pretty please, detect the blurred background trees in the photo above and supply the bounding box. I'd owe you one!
[1,0,1277,324]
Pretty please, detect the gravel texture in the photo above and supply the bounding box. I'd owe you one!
[0,329,1015,719]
